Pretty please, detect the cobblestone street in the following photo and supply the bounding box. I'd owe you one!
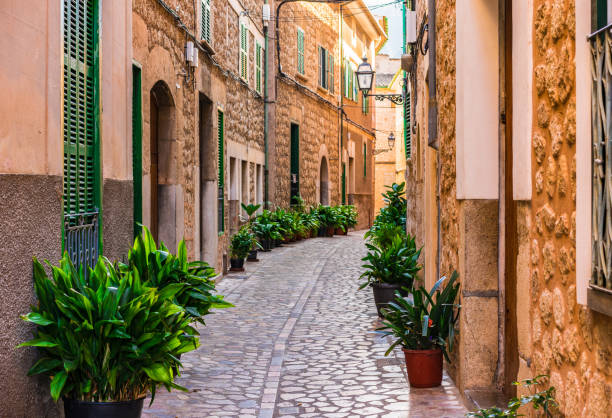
[143,232,467,418]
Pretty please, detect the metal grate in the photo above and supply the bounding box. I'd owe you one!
[64,211,99,274]
[590,27,612,290]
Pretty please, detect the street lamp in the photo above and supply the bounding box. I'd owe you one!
[355,57,404,105]
[387,132,395,149]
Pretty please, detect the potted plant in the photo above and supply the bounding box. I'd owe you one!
[377,271,461,388]
[359,233,422,316]
[314,205,337,237]
[241,202,261,223]
[251,220,279,251]
[19,254,201,417]
[229,227,254,271]
[121,226,232,324]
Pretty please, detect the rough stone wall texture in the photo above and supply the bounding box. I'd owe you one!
[133,0,263,267]
[529,1,612,416]
[0,175,62,418]
[103,179,134,263]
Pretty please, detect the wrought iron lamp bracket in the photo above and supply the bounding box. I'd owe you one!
[367,94,404,105]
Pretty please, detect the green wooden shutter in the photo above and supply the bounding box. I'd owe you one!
[132,65,143,237]
[297,29,305,74]
[318,46,323,87]
[290,124,300,202]
[405,88,411,159]
[341,163,346,205]
[240,24,248,81]
[256,43,262,93]
[201,0,211,43]
[326,51,334,93]
[330,54,334,94]
[218,110,225,233]
[63,0,99,216]
[363,142,367,177]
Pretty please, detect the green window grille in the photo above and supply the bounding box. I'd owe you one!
[290,123,300,202]
[363,142,367,177]
[218,110,225,233]
[240,24,248,81]
[297,28,305,74]
[256,42,263,93]
[595,0,608,30]
[132,65,143,238]
[201,0,211,43]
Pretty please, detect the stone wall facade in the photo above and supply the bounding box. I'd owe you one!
[407,0,612,414]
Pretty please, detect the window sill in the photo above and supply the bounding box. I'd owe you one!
[200,39,215,55]
[587,285,612,317]
[317,85,329,95]
[296,72,308,83]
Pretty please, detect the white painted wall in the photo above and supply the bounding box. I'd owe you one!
[576,0,592,305]
[456,0,499,200]
[512,0,533,200]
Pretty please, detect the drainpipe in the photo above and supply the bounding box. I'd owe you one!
[264,0,270,209]
[339,4,343,206]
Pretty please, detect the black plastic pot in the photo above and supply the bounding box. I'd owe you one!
[63,397,145,418]
[274,239,283,247]
[247,249,258,261]
[230,258,245,270]
[260,239,272,251]
[372,283,406,317]
[317,227,326,237]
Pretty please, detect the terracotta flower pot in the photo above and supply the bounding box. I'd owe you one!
[402,348,443,388]
[326,226,335,237]
[334,227,345,235]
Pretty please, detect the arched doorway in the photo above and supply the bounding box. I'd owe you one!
[320,156,329,205]
[150,80,177,249]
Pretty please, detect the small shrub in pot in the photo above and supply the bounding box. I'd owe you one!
[229,227,256,270]
[377,271,461,388]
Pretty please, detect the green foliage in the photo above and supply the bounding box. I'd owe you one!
[19,253,200,403]
[313,205,339,229]
[119,226,232,325]
[230,227,257,259]
[240,203,261,221]
[372,182,407,230]
[359,235,421,289]
[365,222,407,250]
[467,375,558,417]
[377,272,460,361]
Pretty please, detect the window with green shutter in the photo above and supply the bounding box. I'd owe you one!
[290,123,300,203]
[353,72,358,101]
[256,42,263,94]
[326,52,334,94]
[297,28,305,74]
[348,66,353,100]
[363,142,367,177]
[132,65,143,238]
[318,46,330,90]
[63,0,101,266]
[240,24,248,82]
[341,163,346,205]
[218,110,225,233]
[201,0,211,43]
[405,87,411,159]
[344,60,349,98]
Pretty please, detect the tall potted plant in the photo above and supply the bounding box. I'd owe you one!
[229,227,254,271]
[377,272,461,388]
[359,232,422,316]
[19,254,201,417]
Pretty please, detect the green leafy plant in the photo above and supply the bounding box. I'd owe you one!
[359,235,421,289]
[340,205,358,230]
[241,203,261,223]
[365,222,407,249]
[19,254,199,403]
[372,182,407,230]
[377,271,460,361]
[119,226,232,325]
[300,212,320,235]
[230,227,256,259]
[313,205,339,229]
[467,375,558,417]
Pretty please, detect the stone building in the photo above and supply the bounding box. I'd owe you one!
[0,1,132,416]
[133,0,266,272]
[407,0,612,415]
[373,54,406,214]
[273,0,385,229]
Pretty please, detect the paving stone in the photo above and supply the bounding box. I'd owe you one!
[142,233,466,417]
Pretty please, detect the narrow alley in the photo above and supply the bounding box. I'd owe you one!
[143,233,467,418]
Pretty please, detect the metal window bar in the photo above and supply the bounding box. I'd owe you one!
[590,26,612,290]
[64,210,99,275]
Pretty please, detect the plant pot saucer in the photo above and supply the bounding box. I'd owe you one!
[246,259,259,262]
[229,267,245,272]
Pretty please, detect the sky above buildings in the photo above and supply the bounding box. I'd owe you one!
[365,0,404,58]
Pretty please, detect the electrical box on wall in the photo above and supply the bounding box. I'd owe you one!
[262,4,270,27]
[406,10,417,44]
[185,41,194,65]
